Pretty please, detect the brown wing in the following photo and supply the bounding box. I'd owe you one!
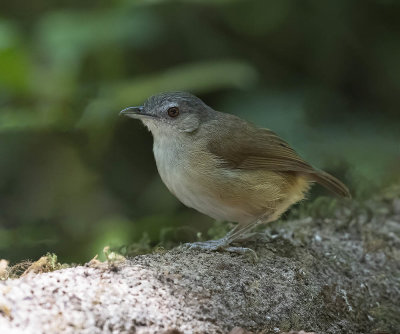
[207,121,351,198]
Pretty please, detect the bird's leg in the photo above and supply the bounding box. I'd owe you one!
[182,223,240,251]
[181,234,232,252]
[182,237,258,262]
[182,216,267,261]
[224,219,264,243]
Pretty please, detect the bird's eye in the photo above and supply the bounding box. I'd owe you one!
[167,107,179,118]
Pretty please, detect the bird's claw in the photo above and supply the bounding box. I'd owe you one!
[182,239,226,251]
[181,239,258,262]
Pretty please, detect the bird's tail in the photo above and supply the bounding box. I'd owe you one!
[308,170,351,198]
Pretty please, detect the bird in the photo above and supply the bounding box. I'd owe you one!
[120,91,350,257]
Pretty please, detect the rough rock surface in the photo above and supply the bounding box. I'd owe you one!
[0,196,399,334]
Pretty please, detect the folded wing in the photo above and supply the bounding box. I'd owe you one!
[207,120,351,198]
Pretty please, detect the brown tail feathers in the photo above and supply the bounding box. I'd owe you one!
[308,170,351,198]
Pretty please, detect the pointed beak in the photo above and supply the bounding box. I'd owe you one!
[119,106,145,118]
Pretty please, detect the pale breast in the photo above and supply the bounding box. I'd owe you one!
[153,138,256,223]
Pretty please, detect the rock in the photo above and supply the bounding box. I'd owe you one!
[0,197,399,334]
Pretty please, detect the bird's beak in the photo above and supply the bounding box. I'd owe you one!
[119,106,154,119]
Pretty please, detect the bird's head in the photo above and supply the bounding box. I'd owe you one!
[120,91,213,136]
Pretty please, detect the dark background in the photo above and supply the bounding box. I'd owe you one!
[1,0,399,264]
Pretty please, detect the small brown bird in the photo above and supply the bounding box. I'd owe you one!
[121,92,350,256]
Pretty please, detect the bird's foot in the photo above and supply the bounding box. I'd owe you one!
[183,239,226,251]
[181,238,258,262]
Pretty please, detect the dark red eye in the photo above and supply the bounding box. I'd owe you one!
[167,107,179,117]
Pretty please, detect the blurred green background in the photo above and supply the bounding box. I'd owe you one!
[1,0,399,264]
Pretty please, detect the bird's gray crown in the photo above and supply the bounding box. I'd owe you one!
[144,91,209,114]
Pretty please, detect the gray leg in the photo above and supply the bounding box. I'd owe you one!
[181,217,267,262]
[182,238,258,262]
[224,219,264,243]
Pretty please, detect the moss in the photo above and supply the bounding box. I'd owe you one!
[21,253,70,277]
[0,259,9,280]
[102,246,126,262]
[1,253,70,280]
[113,232,153,257]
